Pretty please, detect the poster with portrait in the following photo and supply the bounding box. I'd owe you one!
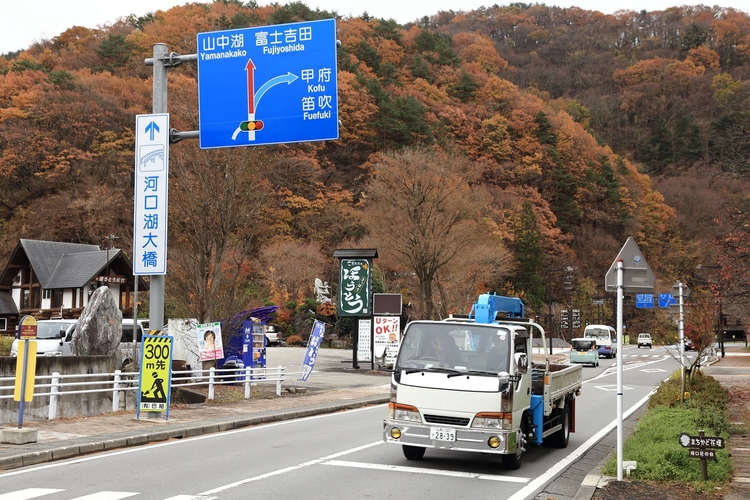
[373,316,400,366]
[197,322,224,361]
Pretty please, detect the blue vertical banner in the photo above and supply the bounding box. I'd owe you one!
[300,320,326,381]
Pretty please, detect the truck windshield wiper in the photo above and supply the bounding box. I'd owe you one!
[447,369,497,378]
[403,367,462,375]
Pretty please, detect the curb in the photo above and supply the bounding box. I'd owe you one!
[0,395,390,471]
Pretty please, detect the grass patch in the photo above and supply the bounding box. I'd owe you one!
[601,370,731,490]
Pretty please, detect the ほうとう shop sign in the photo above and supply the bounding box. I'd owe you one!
[337,259,370,317]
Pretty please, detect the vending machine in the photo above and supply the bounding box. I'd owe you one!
[242,320,267,370]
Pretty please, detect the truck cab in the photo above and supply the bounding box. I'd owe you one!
[383,294,582,470]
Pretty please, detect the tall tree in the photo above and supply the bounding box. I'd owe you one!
[512,200,545,309]
[364,147,491,319]
[167,145,274,322]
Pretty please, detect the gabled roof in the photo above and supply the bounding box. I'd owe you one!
[0,239,147,292]
[0,291,18,315]
[19,239,104,289]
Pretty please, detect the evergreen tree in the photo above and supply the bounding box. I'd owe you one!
[513,201,545,309]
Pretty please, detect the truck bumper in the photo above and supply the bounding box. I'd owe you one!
[383,419,521,454]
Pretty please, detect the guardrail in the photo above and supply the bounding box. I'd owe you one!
[0,365,296,421]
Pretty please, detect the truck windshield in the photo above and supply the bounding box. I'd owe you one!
[395,322,511,374]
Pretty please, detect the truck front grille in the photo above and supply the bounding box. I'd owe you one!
[424,414,470,427]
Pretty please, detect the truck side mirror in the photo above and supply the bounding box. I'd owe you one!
[514,353,528,374]
[497,371,511,392]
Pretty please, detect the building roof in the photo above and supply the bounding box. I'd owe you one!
[0,291,18,315]
[19,239,112,289]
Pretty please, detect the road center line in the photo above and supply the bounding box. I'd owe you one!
[198,441,384,495]
[322,460,530,483]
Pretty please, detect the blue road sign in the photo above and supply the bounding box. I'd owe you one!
[636,294,654,308]
[197,19,339,149]
[658,293,676,308]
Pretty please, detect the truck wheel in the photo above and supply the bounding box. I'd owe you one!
[402,445,425,460]
[501,418,527,470]
[551,406,570,448]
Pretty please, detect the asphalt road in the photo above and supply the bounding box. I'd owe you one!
[0,345,689,500]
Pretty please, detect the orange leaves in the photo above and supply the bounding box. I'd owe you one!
[452,32,508,74]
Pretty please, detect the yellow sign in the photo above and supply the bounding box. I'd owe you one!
[19,315,38,339]
[139,336,173,413]
[14,340,37,402]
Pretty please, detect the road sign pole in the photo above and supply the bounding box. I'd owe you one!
[678,281,686,404]
[616,258,624,481]
[17,339,29,429]
[149,43,167,333]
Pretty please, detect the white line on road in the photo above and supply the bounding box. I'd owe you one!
[64,493,138,500]
[198,441,384,495]
[505,390,655,500]
[322,460,530,483]
[0,489,64,500]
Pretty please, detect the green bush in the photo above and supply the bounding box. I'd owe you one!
[0,335,13,356]
[602,369,731,489]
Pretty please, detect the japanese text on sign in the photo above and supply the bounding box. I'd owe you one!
[133,114,168,275]
[138,336,173,414]
[300,320,325,381]
[338,258,370,316]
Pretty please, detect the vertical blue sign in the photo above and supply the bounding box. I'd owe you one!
[197,19,339,149]
[300,320,325,381]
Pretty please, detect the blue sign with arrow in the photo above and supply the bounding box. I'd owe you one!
[658,293,676,308]
[197,19,339,149]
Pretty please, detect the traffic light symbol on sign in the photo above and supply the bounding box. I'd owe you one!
[240,120,264,131]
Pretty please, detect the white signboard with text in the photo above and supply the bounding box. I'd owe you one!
[358,319,371,362]
[374,316,400,366]
[134,113,169,275]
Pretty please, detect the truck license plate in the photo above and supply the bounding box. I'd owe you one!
[430,427,456,441]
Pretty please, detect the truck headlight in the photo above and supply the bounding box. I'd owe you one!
[472,412,512,430]
[389,403,421,422]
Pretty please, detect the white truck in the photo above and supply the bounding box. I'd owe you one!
[383,293,582,469]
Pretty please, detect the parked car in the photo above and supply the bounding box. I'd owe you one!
[265,325,282,346]
[10,319,78,357]
[637,333,652,349]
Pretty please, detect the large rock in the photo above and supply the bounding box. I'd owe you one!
[71,286,123,356]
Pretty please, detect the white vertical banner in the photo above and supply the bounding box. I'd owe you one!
[374,316,400,366]
[358,319,371,362]
[134,113,169,275]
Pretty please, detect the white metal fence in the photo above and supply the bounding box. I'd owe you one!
[0,365,295,421]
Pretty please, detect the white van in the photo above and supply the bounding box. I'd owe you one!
[62,319,146,367]
[10,319,78,357]
[583,324,617,358]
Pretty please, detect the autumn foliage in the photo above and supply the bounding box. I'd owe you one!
[0,2,749,334]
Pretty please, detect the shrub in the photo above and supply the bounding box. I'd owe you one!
[285,335,305,346]
[0,335,13,356]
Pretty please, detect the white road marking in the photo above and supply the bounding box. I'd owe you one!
[198,441,384,495]
[322,460,530,483]
[67,493,137,500]
[0,489,63,500]
[506,390,655,500]
[0,405,387,479]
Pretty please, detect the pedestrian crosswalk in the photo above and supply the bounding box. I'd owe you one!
[0,489,216,500]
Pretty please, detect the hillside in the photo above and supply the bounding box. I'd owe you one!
[0,1,748,338]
